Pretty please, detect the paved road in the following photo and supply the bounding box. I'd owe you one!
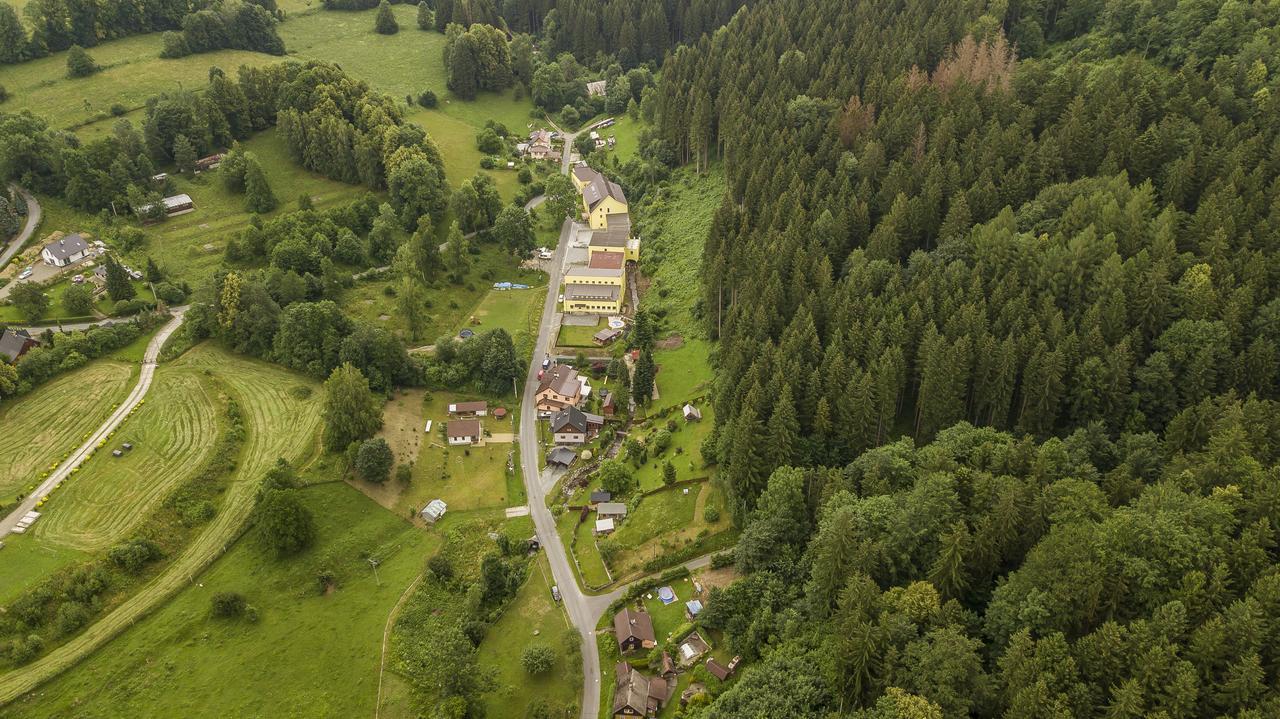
[0,309,186,541]
[0,185,40,272]
[10,317,123,334]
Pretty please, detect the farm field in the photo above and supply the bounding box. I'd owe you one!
[476,556,580,719]
[0,342,324,706]
[0,481,434,719]
[32,368,222,552]
[0,360,135,505]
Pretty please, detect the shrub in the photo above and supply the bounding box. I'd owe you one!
[154,282,187,305]
[427,552,453,581]
[110,103,127,116]
[651,429,672,454]
[417,90,438,108]
[66,45,99,78]
[396,463,413,483]
[521,644,556,674]
[703,505,720,523]
[107,538,163,573]
[8,634,44,665]
[374,0,398,34]
[517,167,532,184]
[211,592,247,617]
[55,602,91,636]
[0,85,8,103]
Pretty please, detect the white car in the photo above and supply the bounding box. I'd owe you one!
[539,250,553,259]
[558,294,564,303]
[17,267,33,280]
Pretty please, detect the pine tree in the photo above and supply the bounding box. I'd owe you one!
[444,221,471,282]
[416,1,432,30]
[632,349,655,406]
[0,3,27,64]
[173,134,197,174]
[104,257,136,302]
[927,521,971,601]
[244,156,278,213]
[374,0,399,35]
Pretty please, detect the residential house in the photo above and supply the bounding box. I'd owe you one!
[40,233,90,267]
[682,403,703,421]
[586,79,607,97]
[614,608,656,653]
[597,502,628,520]
[536,364,582,416]
[677,631,710,666]
[448,401,488,417]
[572,166,629,229]
[0,329,38,363]
[612,661,670,718]
[446,419,481,446]
[589,213,641,262]
[527,129,557,161]
[552,406,603,444]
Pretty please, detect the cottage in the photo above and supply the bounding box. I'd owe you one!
[589,490,612,504]
[586,79,608,97]
[601,391,617,417]
[705,658,736,681]
[548,446,577,468]
[0,329,38,363]
[41,233,90,267]
[612,661,670,718]
[660,652,678,680]
[595,517,616,535]
[682,403,703,421]
[597,502,628,519]
[448,401,489,417]
[536,364,582,416]
[677,631,710,666]
[613,608,656,653]
[552,406,590,444]
[420,499,447,523]
[446,419,481,446]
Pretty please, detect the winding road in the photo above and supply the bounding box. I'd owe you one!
[1,184,41,271]
[0,308,186,541]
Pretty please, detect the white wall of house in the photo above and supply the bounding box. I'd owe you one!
[555,432,586,444]
[448,435,475,446]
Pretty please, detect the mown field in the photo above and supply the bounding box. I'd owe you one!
[33,368,222,551]
[0,481,434,719]
[0,360,135,504]
[0,342,323,706]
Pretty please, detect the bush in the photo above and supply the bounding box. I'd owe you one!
[517,167,532,184]
[8,634,44,665]
[417,90,438,108]
[154,282,187,305]
[479,156,497,169]
[66,45,99,78]
[521,644,556,675]
[651,429,672,454]
[110,103,127,116]
[62,283,95,315]
[427,552,453,581]
[356,438,394,483]
[211,592,247,617]
[0,85,8,103]
[396,463,413,483]
[374,0,398,34]
[703,505,720,523]
[55,602,91,636]
[107,538,163,573]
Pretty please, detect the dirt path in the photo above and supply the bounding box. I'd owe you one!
[373,569,426,719]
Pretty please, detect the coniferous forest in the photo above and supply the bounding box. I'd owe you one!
[649,0,1280,716]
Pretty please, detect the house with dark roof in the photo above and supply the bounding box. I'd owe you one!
[589,490,612,505]
[571,166,629,229]
[552,406,603,444]
[40,233,90,267]
[0,328,38,363]
[448,401,488,417]
[612,662,670,718]
[548,446,577,467]
[613,608,656,653]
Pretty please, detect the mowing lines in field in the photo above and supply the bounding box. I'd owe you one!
[0,362,134,502]
[34,371,220,551]
[0,345,322,707]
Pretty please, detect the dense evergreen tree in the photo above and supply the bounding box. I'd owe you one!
[64,44,98,77]
[374,0,398,34]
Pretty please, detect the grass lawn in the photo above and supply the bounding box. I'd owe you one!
[476,555,581,719]
[352,391,523,518]
[0,360,135,504]
[0,482,435,719]
[33,366,222,552]
[554,510,609,590]
[653,338,713,410]
[343,243,544,345]
[596,114,646,163]
[0,533,88,606]
[610,485,700,550]
[0,275,155,324]
[632,409,715,492]
[557,319,605,348]
[461,286,545,357]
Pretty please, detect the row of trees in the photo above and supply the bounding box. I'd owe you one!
[160,0,285,59]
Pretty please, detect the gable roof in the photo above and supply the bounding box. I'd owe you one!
[448,401,488,414]
[552,406,588,433]
[612,662,649,714]
[583,176,628,211]
[446,419,480,439]
[614,608,655,645]
[548,446,577,466]
[0,328,37,363]
[589,490,612,503]
[537,363,580,397]
[589,214,631,248]
[588,251,625,270]
[706,658,730,681]
[42,233,88,262]
[597,502,627,516]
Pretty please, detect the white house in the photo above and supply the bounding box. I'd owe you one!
[41,234,90,267]
[446,419,481,446]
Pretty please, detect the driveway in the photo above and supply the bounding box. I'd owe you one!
[0,184,41,272]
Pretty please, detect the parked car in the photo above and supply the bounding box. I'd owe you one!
[541,355,551,369]
[538,369,545,380]
[539,249,553,259]
[551,585,561,603]
[72,274,84,284]
[17,267,33,280]
[557,293,564,303]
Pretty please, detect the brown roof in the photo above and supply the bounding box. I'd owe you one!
[589,251,625,270]
[537,364,580,397]
[573,165,603,184]
[614,608,655,645]
[449,401,488,413]
[584,177,627,210]
[446,419,480,439]
[706,658,731,681]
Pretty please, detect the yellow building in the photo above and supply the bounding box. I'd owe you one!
[564,250,626,315]
[588,213,641,263]
[572,165,629,229]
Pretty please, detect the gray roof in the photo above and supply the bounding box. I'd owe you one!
[583,177,627,210]
[565,283,621,301]
[0,329,36,362]
[43,233,88,262]
[552,406,587,433]
[597,502,627,516]
[590,215,631,247]
[548,447,577,466]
